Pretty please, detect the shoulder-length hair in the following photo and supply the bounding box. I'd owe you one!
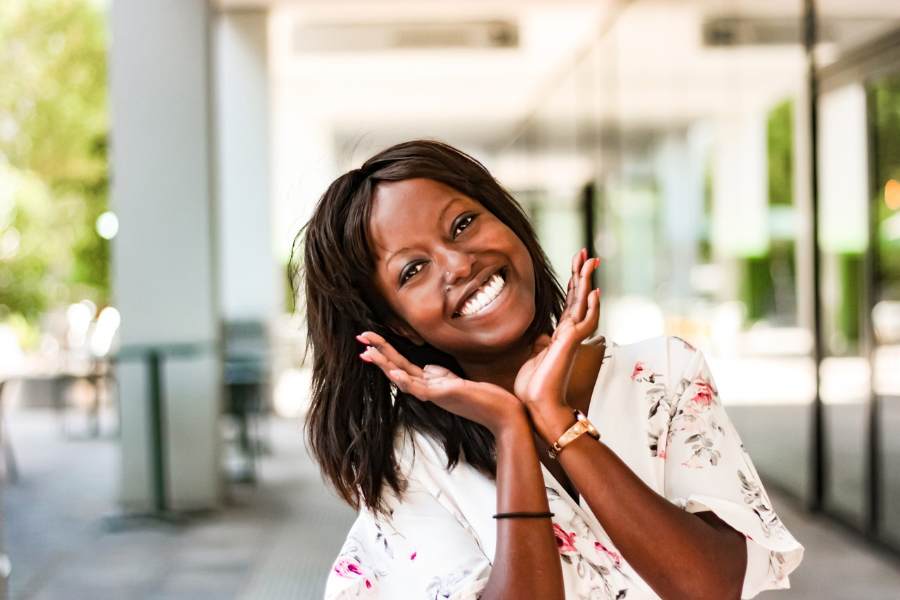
[292,139,565,514]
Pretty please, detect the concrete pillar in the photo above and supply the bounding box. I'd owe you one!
[214,11,278,325]
[109,0,222,510]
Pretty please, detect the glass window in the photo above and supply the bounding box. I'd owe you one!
[869,72,900,545]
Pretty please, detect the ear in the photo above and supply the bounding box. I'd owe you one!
[386,317,425,346]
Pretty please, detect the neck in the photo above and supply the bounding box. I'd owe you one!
[456,337,607,416]
[456,340,535,394]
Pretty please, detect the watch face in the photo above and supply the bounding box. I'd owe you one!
[574,411,600,439]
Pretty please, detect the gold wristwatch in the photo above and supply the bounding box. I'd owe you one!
[548,409,601,459]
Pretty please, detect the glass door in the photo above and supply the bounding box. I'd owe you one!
[868,72,900,546]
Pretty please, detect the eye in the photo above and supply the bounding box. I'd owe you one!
[399,261,425,286]
[453,213,477,238]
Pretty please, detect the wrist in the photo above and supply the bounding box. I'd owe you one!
[491,406,532,440]
[531,403,578,445]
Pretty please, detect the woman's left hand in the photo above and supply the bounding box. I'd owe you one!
[514,248,601,442]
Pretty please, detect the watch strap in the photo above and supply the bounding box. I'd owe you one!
[548,409,600,459]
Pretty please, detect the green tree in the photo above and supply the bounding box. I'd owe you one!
[0,0,109,344]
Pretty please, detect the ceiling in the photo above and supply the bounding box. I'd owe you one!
[219,0,900,152]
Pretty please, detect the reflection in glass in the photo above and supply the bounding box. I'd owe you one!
[818,81,870,526]
[869,73,900,544]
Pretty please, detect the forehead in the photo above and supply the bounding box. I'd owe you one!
[368,178,476,262]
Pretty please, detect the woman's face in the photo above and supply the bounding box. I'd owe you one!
[368,177,536,359]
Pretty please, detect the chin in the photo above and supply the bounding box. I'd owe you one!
[469,303,535,350]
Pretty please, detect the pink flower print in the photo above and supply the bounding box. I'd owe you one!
[333,558,363,578]
[594,540,622,567]
[691,379,715,407]
[410,551,417,560]
[334,558,372,588]
[553,524,578,554]
[631,362,646,381]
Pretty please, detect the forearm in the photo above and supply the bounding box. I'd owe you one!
[480,415,565,600]
[543,409,745,599]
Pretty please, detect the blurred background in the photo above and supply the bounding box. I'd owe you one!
[1,0,899,598]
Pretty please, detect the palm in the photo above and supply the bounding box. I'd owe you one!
[355,332,521,434]
[514,250,601,408]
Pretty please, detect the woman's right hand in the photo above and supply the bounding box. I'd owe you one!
[357,331,526,436]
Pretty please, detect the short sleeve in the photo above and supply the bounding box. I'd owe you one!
[324,478,491,599]
[661,339,804,599]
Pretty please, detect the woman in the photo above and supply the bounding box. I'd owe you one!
[295,140,803,599]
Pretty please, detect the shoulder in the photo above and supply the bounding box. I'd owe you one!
[602,335,706,393]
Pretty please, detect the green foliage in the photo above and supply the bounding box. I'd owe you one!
[871,75,900,301]
[0,0,109,341]
[767,100,793,207]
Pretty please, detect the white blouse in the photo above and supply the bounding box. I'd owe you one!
[324,335,804,599]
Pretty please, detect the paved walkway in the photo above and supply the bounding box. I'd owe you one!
[3,408,899,599]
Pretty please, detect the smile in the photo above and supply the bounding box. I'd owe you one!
[453,269,507,318]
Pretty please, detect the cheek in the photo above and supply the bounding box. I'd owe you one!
[511,242,536,292]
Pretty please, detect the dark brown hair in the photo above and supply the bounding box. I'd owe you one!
[291,139,565,514]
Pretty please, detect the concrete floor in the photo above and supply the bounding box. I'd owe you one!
[3,408,900,599]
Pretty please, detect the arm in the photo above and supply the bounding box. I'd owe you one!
[480,412,565,600]
[358,334,564,599]
[516,251,745,599]
[536,407,746,600]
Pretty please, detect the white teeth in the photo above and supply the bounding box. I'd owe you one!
[459,273,505,317]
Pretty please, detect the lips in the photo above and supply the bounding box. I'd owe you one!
[451,266,507,318]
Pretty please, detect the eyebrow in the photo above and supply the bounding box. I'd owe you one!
[384,196,466,268]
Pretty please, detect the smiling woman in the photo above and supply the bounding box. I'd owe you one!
[292,140,803,599]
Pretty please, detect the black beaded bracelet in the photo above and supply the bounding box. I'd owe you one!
[492,511,554,519]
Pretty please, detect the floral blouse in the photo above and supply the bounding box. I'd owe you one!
[324,335,804,599]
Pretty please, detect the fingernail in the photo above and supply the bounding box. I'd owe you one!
[356,333,368,343]
[359,352,372,363]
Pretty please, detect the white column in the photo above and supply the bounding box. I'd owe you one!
[109,0,221,510]
[214,10,278,325]
[712,113,770,261]
[817,83,869,256]
[655,128,707,302]
[711,112,769,310]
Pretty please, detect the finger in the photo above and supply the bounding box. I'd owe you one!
[570,248,584,280]
[387,369,423,396]
[356,331,423,376]
[389,368,451,403]
[565,248,587,307]
[575,288,601,338]
[360,345,402,377]
[422,364,453,379]
[572,257,601,321]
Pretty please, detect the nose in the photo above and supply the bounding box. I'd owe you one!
[438,249,475,286]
